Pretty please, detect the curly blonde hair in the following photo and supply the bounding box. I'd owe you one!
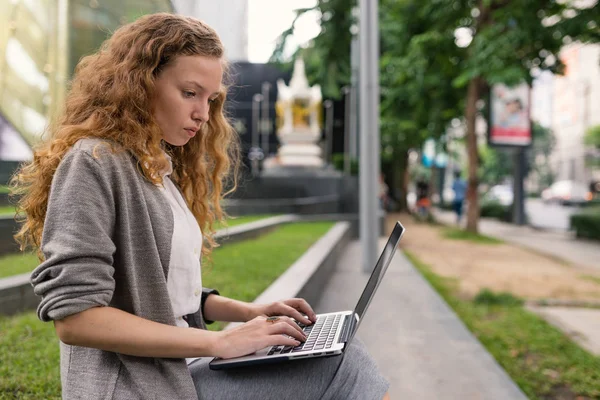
[10,13,240,259]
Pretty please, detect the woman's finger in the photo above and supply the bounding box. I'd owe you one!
[285,298,317,322]
[265,334,301,349]
[270,320,306,342]
[280,304,313,325]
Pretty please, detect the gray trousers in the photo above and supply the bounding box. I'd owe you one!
[189,337,389,400]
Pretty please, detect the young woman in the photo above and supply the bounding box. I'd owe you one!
[12,13,390,399]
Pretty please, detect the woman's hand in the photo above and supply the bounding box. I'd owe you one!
[212,316,307,359]
[247,298,317,326]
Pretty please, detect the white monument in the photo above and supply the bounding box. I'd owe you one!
[269,58,324,168]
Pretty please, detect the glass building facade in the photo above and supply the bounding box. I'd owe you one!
[0,0,173,168]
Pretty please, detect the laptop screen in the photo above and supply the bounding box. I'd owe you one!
[347,221,405,341]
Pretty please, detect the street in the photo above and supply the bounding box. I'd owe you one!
[526,198,580,231]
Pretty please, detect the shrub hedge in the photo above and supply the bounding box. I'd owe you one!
[570,208,600,240]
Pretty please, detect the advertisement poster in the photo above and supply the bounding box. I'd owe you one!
[489,82,532,147]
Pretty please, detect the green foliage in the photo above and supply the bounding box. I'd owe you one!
[479,146,513,186]
[585,125,600,148]
[331,153,359,175]
[570,208,600,241]
[270,0,354,99]
[474,288,524,306]
[528,123,557,189]
[480,201,512,222]
[405,250,600,399]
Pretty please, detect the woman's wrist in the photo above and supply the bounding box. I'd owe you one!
[242,302,261,322]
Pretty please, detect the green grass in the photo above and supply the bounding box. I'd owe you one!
[0,253,39,279]
[0,313,61,399]
[405,250,600,400]
[0,185,9,194]
[580,274,600,286]
[0,221,333,398]
[213,214,277,230]
[0,205,17,216]
[0,215,279,279]
[442,227,504,244]
[203,221,333,330]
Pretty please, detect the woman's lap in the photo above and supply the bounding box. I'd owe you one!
[189,337,389,400]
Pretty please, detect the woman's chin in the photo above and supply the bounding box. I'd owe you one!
[163,136,191,147]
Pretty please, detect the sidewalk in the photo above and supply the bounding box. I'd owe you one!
[313,239,527,399]
[433,208,600,271]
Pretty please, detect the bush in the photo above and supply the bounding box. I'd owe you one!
[570,208,600,240]
[331,153,358,175]
[480,201,511,222]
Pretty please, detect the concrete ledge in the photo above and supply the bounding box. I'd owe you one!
[225,221,352,330]
[215,214,299,245]
[0,217,352,317]
[0,273,38,316]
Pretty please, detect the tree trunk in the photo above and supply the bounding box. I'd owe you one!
[393,149,409,211]
[465,77,482,233]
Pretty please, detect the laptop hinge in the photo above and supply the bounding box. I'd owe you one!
[337,314,352,343]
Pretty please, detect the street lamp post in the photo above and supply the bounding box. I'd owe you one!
[323,100,334,164]
[250,93,264,177]
[261,82,271,156]
[359,0,380,272]
[342,86,351,176]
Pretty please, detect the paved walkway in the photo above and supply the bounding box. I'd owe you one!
[433,208,600,364]
[433,208,600,271]
[314,239,527,399]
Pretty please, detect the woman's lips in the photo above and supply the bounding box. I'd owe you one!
[184,128,197,137]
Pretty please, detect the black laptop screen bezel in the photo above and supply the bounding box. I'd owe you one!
[345,221,404,345]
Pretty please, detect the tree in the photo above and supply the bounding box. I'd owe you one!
[272,0,466,211]
[270,0,354,99]
[584,124,600,168]
[449,0,600,232]
[378,0,466,209]
[528,123,556,189]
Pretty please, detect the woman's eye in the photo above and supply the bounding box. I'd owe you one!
[208,97,217,105]
[183,90,196,98]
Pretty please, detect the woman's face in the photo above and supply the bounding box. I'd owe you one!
[152,55,223,146]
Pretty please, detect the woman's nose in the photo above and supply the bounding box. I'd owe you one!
[192,103,210,124]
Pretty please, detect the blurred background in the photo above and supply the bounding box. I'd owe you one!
[1,1,600,399]
[1,0,599,233]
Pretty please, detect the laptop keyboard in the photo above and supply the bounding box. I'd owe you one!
[267,314,342,356]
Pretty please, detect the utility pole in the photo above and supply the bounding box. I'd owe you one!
[323,100,334,164]
[359,0,380,272]
[261,82,271,156]
[342,86,351,176]
[250,93,263,178]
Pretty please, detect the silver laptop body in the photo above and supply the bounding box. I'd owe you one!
[209,221,405,370]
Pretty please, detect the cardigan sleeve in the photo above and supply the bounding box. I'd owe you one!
[200,287,220,325]
[31,146,117,322]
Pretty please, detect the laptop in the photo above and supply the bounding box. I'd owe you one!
[209,221,405,370]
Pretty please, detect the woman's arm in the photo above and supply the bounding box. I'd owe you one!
[203,294,317,326]
[202,294,256,323]
[54,305,307,359]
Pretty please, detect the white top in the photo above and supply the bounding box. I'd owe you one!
[157,152,203,330]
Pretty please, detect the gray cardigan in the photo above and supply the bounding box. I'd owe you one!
[32,138,216,399]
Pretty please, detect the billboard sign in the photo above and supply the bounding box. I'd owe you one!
[489,82,532,147]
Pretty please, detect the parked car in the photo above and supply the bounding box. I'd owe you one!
[541,180,591,205]
[483,185,514,206]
